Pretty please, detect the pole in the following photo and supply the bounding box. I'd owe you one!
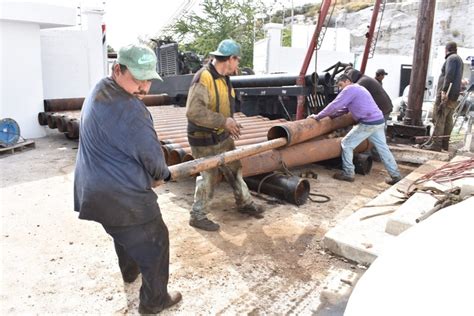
[403,0,437,126]
[360,0,382,74]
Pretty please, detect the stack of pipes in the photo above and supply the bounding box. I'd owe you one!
[37,95,172,139]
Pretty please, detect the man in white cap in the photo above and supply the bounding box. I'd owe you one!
[74,44,181,314]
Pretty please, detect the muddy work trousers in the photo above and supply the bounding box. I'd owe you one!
[103,215,170,311]
[190,137,253,221]
[432,94,457,150]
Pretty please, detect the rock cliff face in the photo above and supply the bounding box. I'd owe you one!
[334,0,473,56]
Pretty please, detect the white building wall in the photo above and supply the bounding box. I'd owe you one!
[356,54,413,100]
[41,10,106,99]
[254,23,354,75]
[0,1,76,139]
[0,21,46,138]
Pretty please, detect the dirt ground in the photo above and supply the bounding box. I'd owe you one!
[0,133,416,315]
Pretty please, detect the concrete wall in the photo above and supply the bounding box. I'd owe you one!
[0,21,46,138]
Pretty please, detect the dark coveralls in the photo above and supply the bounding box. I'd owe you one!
[74,77,171,312]
[432,51,464,150]
[186,63,253,221]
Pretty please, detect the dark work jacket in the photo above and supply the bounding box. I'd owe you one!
[74,77,170,226]
[347,69,393,116]
[437,52,463,100]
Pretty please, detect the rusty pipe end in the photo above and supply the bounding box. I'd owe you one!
[293,178,310,205]
[267,125,291,144]
[168,148,188,166]
[38,112,49,126]
[66,119,80,139]
[46,113,58,129]
[57,116,70,133]
[182,153,194,163]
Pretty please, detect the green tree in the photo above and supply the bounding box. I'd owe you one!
[164,0,266,68]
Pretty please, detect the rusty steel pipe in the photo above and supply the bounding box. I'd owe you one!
[56,116,72,133]
[244,174,310,206]
[151,116,270,125]
[164,136,269,154]
[156,122,285,138]
[38,112,49,126]
[152,117,271,129]
[43,94,171,112]
[161,131,269,148]
[168,147,191,165]
[241,137,371,177]
[66,119,80,139]
[47,113,59,129]
[161,129,270,145]
[44,98,84,112]
[168,138,288,179]
[267,114,355,146]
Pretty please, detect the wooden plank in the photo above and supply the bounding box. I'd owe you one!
[0,140,36,155]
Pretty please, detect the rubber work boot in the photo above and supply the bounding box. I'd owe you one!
[332,172,355,182]
[238,202,264,219]
[385,176,402,185]
[138,291,182,314]
[189,217,220,231]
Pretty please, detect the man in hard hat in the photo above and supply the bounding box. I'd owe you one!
[185,39,264,231]
[74,44,181,314]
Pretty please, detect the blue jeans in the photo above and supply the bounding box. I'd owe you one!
[341,123,401,178]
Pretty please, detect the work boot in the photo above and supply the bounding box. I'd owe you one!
[238,202,264,219]
[138,291,182,314]
[189,217,220,231]
[332,171,355,182]
[385,176,402,185]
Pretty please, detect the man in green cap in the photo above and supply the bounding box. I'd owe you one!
[74,44,181,314]
[185,39,265,231]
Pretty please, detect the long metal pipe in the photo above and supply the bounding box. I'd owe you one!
[43,94,172,112]
[230,73,314,88]
[267,114,355,146]
[241,137,371,177]
[165,136,269,165]
[156,122,284,138]
[169,138,288,179]
[244,174,310,206]
[403,0,436,126]
[162,129,270,145]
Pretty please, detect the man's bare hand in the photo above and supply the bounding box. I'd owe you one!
[224,117,241,139]
[152,180,165,188]
[441,91,448,103]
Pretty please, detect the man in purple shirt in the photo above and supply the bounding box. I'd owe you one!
[309,74,401,184]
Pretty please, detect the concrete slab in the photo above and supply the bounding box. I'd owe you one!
[388,144,450,164]
[322,160,447,265]
[386,156,474,235]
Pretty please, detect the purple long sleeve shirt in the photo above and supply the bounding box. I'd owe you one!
[316,84,384,124]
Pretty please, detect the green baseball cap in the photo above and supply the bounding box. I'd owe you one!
[117,44,162,81]
[210,39,241,57]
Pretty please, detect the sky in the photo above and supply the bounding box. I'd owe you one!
[18,0,318,50]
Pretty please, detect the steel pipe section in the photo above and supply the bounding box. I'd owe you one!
[241,137,371,177]
[267,114,355,146]
[230,73,315,88]
[44,94,172,112]
[244,173,310,205]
